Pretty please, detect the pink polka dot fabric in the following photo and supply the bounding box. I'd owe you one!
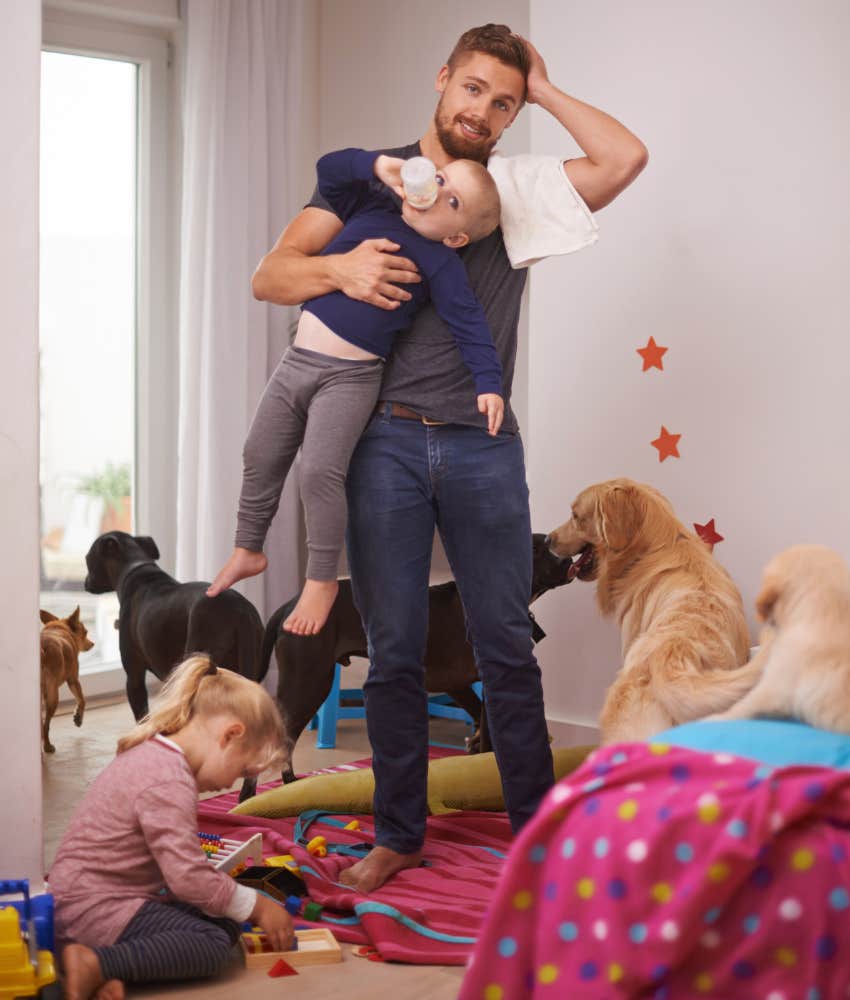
[459,742,850,999]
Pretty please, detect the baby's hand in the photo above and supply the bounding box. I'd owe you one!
[477,393,504,436]
[374,155,405,199]
[251,893,295,952]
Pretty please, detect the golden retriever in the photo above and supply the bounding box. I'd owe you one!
[709,544,850,732]
[547,478,754,742]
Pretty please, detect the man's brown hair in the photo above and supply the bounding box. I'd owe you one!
[447,23,530,99]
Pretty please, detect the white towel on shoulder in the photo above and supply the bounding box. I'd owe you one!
[487,151,599,269]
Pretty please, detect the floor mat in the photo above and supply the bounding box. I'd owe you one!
[197,748,512,964]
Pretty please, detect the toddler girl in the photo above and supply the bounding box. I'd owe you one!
[49,655,292,1000]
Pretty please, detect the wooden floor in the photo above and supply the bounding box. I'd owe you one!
[43,692,470,999]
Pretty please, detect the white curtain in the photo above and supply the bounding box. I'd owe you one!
[177,0,308,620]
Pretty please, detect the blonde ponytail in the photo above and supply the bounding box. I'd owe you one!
[117,653,285,771]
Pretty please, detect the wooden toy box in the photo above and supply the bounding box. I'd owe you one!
[241,927,342,969]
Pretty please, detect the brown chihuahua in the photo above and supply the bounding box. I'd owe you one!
[40,608,93,753]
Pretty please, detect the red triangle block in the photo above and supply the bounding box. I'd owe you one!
[267,958,299,977]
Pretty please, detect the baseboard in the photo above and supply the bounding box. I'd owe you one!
[546,716,599,745]
[56,663,162,712]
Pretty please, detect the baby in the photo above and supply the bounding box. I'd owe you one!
[208,147,503,635]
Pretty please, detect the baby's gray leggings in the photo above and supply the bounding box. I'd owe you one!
[236,345,384,580]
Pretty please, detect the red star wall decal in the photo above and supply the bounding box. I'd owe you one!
[637,336,668,371]
[694,518,724,551]
[651,426,681,461]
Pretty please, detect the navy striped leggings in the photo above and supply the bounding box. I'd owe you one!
[94,900,240,984]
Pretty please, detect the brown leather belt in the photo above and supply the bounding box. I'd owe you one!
[375,401,446,426]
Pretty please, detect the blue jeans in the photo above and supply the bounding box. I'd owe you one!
[346,407,554,853]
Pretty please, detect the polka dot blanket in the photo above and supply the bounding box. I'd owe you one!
[459,741,850,1000]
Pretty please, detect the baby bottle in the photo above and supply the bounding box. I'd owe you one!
[401,156,438,209]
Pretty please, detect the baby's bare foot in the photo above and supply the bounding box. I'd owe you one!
[206,547,267,597]
[283,579,339,635]
[62,943,108,1000]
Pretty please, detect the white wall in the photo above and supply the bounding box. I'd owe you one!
[0,1,43,884]
[45,0,179,29]
[528,0,850,726]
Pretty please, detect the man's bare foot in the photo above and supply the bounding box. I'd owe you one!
[283,579,338,635]
[206,547,267,597]
[61,943,122,1000]
[338,845,422,893]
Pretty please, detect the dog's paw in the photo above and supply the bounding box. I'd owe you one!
[73,711,83,727]
[43,743,56,754]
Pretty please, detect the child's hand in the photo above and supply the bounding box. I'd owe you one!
[251,893,295,952]
[374,155,405,199]
[477,393,504,436]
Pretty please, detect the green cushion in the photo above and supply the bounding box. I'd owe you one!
[231,746,595,818]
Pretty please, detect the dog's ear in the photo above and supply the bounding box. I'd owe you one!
[40,609,57,625]
[598,484,644,552]
[135,535,160,560]
[755,574,781,623]
[68,606,81,627]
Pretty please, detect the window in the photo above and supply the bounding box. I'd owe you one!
[40,18,174,687]
[40,51,137,670]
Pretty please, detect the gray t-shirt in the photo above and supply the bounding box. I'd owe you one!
[307,141,528,434]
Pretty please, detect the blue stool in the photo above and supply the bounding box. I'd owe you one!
[309,662,482,749]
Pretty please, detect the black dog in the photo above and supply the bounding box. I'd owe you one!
[263,533,573,782]
[84,532,265,723]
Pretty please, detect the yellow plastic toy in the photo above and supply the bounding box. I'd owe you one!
[0,906,57,1000]
[306,835,328,858]
[263,854,301,874]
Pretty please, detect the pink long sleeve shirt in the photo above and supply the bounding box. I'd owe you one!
[48,735,256,947]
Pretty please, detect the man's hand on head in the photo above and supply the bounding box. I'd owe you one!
[513,35,551,105]
[332,238,421,310]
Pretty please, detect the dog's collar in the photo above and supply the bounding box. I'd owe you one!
[118,559,158,588]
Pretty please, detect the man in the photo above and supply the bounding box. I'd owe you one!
[252,25,647,891]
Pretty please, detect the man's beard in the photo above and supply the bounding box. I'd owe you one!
[433,97,495,163]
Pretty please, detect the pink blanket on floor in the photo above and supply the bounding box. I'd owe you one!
[197,752,512,965]
[459,741,850,999]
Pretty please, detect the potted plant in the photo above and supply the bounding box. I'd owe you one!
[77,461,132,533]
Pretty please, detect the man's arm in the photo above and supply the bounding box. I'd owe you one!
[252,206,421,309]
[521,37,648,213]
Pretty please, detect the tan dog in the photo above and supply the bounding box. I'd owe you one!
[709,545,850,732]
[547,478,754,742]
[40,608,93,753]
